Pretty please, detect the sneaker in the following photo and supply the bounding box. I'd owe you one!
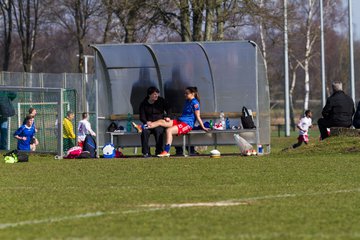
[143,153,151,158]
[132,122,142,133]
[157,151,170,157]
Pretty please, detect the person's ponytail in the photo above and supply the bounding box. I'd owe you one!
[186,86,200,103]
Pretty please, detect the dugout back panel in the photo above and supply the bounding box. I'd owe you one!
[91,41,270,149]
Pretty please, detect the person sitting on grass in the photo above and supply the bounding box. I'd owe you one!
[292,110,313,149]
[318,81,354,140]
[132,86,209,157]
[14,115,36,151]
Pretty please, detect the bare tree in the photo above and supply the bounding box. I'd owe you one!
[204,0,214,41]
[102,0,162,43]
[300,0,318,111]
[12,0,42,72]
[0,0,13,71]
[48,0,101,72]
[101,0,113,43]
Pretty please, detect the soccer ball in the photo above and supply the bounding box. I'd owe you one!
[210,149,221,158]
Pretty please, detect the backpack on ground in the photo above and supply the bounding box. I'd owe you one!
[83,134,97,158]
[3,150,28,163]
[102,143,115,158]
[76,151,91,159]
[17,152,29,162]
[4,150,18,163]
[241,106,256,129]
[64,146,83,159]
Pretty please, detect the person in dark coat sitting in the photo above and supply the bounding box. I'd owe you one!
[318,81,354,140]
[139,86,172,157]
[0,91,16,150]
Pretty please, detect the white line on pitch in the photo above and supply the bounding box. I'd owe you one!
[141,188,360,208]
[0,188,359,230]
[0,212,105,230]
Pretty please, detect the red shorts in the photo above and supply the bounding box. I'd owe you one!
[78,141,84,148]
[173,120,192,135]
[298,134,309,143]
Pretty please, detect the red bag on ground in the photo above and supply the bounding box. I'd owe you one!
[64,146,83,159]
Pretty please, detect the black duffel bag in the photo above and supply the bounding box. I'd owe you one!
[241,106,256,129]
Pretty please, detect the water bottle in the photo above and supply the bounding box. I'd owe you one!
[220,111,225,130]
[126,113,132,132]
[226,117,230,130]
[209,120,213,129]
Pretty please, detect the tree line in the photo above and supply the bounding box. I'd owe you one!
[1,0,359,112]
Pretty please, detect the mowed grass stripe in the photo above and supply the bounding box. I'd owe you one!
[0,136,359,239]
[1,187,359,231]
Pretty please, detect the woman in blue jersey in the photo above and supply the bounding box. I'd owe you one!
[14,115,36,151]
[132,86,209,157]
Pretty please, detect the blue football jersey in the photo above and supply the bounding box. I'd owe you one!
[14,125,35,151]
[178,98,200,128]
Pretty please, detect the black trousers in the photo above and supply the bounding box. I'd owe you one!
[141,127,164,155]
[318,118,351,140]
[175,146,195,155]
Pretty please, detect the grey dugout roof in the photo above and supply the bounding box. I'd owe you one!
[91,41,270,146]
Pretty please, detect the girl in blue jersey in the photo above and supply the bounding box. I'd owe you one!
[22,107,39,150]
[14,115,36,151]
[132,86,209,157]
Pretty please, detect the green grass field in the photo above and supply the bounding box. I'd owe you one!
[1,135,360,239]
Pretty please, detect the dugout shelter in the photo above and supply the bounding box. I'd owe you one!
[91,41,270,153]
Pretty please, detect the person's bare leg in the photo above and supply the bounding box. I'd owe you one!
[158,126,178,157]
[165,126,178,145]
[148,119,173,129]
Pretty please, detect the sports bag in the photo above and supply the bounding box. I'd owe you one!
[64,146,83,159]
[102,143,115,158]
[3,150,28,163]
[107,122,118,132]
[83,134,97,158]
[17,152,29,162]
[241,106,256,129]
[76,151,91,159]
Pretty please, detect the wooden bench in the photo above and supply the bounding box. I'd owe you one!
[107,112,257,156]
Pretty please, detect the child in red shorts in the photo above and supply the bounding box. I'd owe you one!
[132,86,209,157]
[292,110,312,148]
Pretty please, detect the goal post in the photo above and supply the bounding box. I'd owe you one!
[0,86,77,159]
[17,102,70,127]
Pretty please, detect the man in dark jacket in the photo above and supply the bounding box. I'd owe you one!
[0,91,16,150]
[318,81,354,140]
[139,87,171,157]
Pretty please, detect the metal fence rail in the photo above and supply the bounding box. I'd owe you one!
[0,71,95,113]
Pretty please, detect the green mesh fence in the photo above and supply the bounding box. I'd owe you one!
[0,88,77,154]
